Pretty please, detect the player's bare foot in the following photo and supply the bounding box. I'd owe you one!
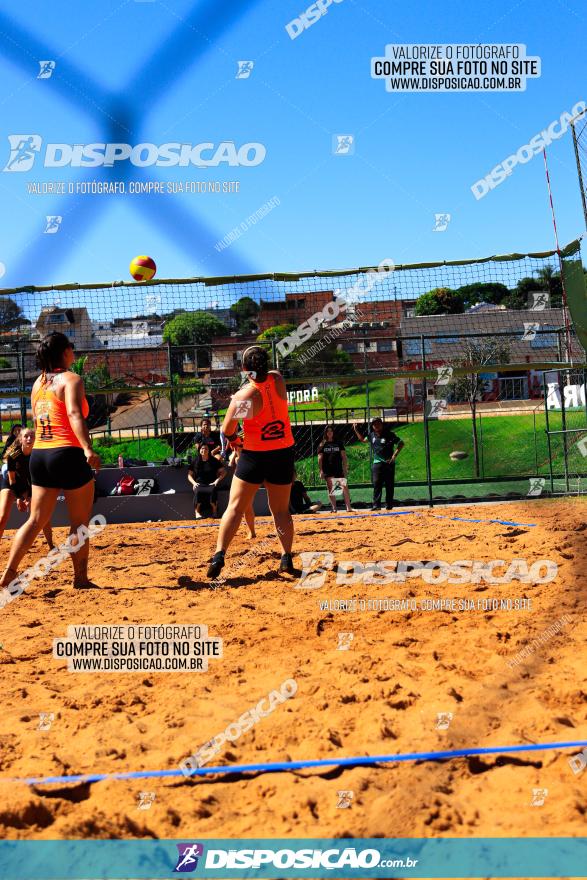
[74,580,100,589]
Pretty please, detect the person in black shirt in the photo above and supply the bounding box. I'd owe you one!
[193,418,221,458]
[353,418,404,510]
[0,427,54,546]
[318,426,354,513]
[187,443,226,519]
[289,468,322,514]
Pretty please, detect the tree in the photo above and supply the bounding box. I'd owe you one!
[456,282,510,309]
[320,384,345,420]
[70,355,116,427]
[172,374,206,405]
[256,324,295,344]
[447,339,510,478]
[503,267,563,310]
[256,325,354,379]
[415,287,463,316]
[0,297,24,331]
[230,296,259,334]
[163,311,227,368]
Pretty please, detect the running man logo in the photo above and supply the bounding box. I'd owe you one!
[336,790,354,808]
[333,134,354,155]
[576,436,587,458]
[337,631,354,650]
[37,712,54,731]
[174,843,205,873]
[236,61,254,79]
[38,61,56,79]
[527,477,546,497]
[433,213,451,232]
[234,399,253,419]
[435,711,453,730]
[4,135,42,172]
[530,788,548,807]
[295,550,335,589]
[528,291,550,310]
[522,322,540,341]
[145,293,162,312]
[426,399,447,419]
[260,419,285,441]
[568,748,587,775]
[44,216,62,234]
[137,791,156,810]
[435,365,454,386]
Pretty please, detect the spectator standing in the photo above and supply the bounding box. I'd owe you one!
[353,418,404,510]
[318,426,354,513]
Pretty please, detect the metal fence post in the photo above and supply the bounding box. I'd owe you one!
[560,368,570,492]
[167,343,177,458]
[543,373,555,493]
[421,335,434,507]
[18,350,27,427]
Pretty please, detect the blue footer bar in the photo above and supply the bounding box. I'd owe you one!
[0,838,586,878]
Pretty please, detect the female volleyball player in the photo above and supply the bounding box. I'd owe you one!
[0,332,101,591]
[207,345,295,578]
[0,427,54,548]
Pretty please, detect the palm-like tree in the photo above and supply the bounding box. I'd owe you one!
[320,384,345,421]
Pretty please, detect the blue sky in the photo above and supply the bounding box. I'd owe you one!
[0,0,585,291]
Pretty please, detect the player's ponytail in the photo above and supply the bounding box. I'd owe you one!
[242,345,269,382]
[36,332,73,383]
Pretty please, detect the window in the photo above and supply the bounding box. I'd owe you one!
[341,341,358,353]
[530,325,558,348]
[378,340,394,352]
[47,314,65,324]
[436,336,458,344]
[403,339,432,356]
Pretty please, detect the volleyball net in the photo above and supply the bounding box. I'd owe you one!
[0,238,585,499]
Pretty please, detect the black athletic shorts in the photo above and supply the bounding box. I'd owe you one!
[235,445,295,486]
[30,447,94,490]
[0,472,28,497]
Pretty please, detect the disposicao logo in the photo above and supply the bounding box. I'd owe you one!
[3,136,266,171]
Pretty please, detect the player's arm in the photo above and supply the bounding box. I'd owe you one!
[222,386,261,443]
[390,436,404,462]
[6,457,16,486]
[187,461,197,487]
[64,374,100,471]
[318,449,325,479]
[271,370,289,402]
[212,465,226,486]
[341,449,349,476]
[352,422,367,442]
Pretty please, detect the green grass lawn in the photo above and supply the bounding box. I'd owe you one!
[93,436,174,465]
[91,409,587,490]
[295,411,587,486]
[218,378,396,421]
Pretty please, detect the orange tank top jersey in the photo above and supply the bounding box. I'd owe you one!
[32,379,89,449]
[243,374,294,452]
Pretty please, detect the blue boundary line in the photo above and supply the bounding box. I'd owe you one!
[143,511,537,531]
[8,741,585,786]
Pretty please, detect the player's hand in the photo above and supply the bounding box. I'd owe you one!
[84,448,101,471]
[16,498,27,512]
